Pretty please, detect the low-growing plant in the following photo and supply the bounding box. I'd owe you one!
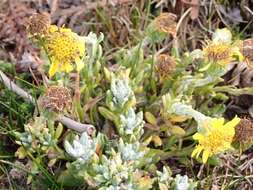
[1,11,252,190]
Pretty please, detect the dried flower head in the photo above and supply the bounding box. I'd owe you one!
[40,86,72,112]
[203,42,234,66]
[155,54,176,79]
[45,26,85,77]
[27,12,51,37]
[154,13,177,37]
[234,118,253,144]
[242,38,253,61]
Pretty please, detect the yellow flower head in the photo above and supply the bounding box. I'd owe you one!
[203,42,233,66]
[191,117,240,163]
[203,41,244,66]
[45,25,85,77]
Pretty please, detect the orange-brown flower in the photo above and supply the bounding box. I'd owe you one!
[155,54,176,79]
[39,86,72,112]
[154,13,177,37]
[234,118,253,144]
[27,12,51,37]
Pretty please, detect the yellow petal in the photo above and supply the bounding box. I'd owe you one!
[62,63,73,73]
[75,58,84,72]
[195,146,203,158]
[224,126,235,137]
[202,150,210,163]
[224,117,240,129]
[211,118,224,128]
[238,52,244,62]
[191,147,199,158]
[191,145,203,158]
[223,142,232,149]
[49,61,58,78]
[232,47,244,61]
[49,25,58,33]
[192,133,204,141]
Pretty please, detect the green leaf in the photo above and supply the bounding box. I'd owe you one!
[207,156,221,166]
[57,169,84,187]
[54,123,63,139]
[145,112,157,125]
[169,125,186,136]
[159,183,168,190]
[98,107,118,122]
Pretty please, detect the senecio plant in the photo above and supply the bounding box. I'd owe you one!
[10,12,250,189]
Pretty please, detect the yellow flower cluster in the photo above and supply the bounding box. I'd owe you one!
[45,25,85,77]
[191,117,240,163]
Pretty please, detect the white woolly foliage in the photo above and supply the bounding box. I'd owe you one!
[65,132,96,162]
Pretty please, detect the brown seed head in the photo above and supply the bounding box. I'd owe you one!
[154,13,177,38]
[242,38,253,61]
[234,118,253,144]
[155,54,176,79]
[27,12,51,37]
[40,86,72,112]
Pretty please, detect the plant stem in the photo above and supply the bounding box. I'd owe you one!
[74,72,80,101]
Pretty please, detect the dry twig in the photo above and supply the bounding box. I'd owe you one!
[0,70,95,135]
